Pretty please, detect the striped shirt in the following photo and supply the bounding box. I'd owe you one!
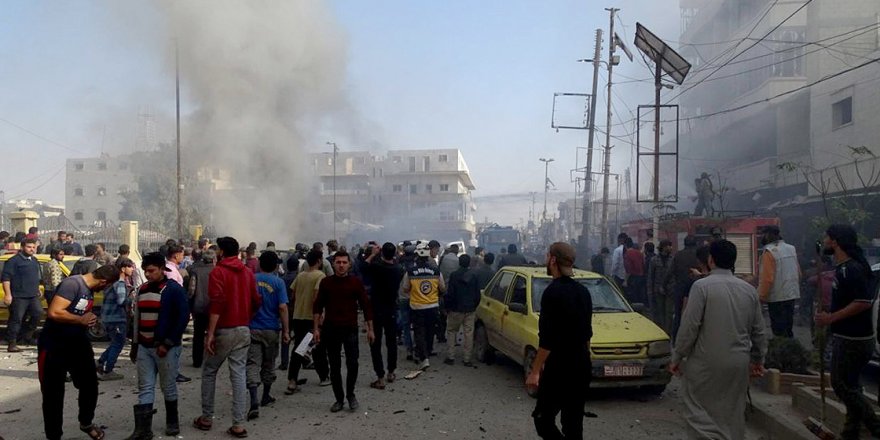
[136,280,166,346]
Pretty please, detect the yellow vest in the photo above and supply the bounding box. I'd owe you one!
[408,266,441,310]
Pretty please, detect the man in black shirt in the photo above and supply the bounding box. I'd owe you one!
[814,224,880,439]
[2,238,42,351]
[364,242,405,388]
[38,265,119,440]
[526,242,592,440]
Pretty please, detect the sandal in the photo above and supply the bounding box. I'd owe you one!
[370,379,386,390]
[79,424,105,440]
[228,426,249,438]
[387,372,396,383]
[193,416,213,431]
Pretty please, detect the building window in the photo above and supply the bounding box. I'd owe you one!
[410,184,417,194]
[392,184,402,193]
[832,97,853,130]
[74,211,84,221]
[74,162,84,171]
[439,154,448,162]
[440,184,450,192]
[327,157,333,166]
[423,156,430,172]
[408,157,416,172]
[97,187,107,197]
[355,157,366,165]
[426,184,433,193]
[97,211,106,221]
[392,156,401,164]
[74,188,84,197]
[98,162,107,170]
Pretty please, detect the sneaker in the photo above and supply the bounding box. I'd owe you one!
[418,359,430,371]
[247,406,259,420]
[348,396,359,411]
[176,373,192,383]
[443,358,454,366]
[330,401,345,413]
[462,361,475,368]
[261,396,276,407]
[98,371,124,381]
[7,344,21,353]
[319,379,332,387]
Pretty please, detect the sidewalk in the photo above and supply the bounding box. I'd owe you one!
[747,385,820,440]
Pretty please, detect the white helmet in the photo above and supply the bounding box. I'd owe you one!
[415,242,431,258]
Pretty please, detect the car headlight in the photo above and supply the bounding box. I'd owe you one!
[647,340,671,357]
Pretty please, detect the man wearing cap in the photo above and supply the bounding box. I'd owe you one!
[126,252,190,438]
[757,225,801,337]
[526,242,592,439]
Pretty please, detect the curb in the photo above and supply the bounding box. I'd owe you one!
[746,388,818,440]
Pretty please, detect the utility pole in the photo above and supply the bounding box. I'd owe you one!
[600,7,619,248]
[581,28,603,253]
[175,41,183,241]
[529,191,537,224]
[539,158,554,223]
[327,142,338,240]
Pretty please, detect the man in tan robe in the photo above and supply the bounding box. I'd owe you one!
[669,239,768,440]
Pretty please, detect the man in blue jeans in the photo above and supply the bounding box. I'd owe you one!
[126,252,190,439]
[96,257,136,381]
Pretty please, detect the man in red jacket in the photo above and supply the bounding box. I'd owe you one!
[193,237,261,438]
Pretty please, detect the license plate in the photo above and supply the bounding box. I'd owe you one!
[603,364,643,377]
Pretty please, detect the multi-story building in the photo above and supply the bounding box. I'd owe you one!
[675,0,880,243]
[309,148,477,242]
[65,154,135,228]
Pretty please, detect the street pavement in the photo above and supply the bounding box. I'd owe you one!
[0,333,767,440]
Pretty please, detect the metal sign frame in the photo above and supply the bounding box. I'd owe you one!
[636,104,680,203]
[551,92,592,130]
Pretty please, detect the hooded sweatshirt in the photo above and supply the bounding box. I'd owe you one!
[209,256,262,329]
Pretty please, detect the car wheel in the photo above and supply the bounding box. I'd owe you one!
[88,317,109,342]
[473,324,494,364]
[524,348,538,398]
[643,384,667,395]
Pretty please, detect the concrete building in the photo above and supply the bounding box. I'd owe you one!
[309,148,477,242]
[65,154,135,228]
[675,0,880,243]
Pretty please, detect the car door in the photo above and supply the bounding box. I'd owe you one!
[480,270,514,351]
[499,274,531,361]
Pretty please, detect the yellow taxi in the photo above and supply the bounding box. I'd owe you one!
[0,253,107,340]
[474,266,672,395]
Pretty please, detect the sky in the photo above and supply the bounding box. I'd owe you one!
[0,0,680,207]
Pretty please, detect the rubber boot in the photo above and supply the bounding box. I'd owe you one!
[165,400,179,436]
[124,403,154,440]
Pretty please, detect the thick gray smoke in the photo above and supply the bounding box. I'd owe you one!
[153,1,351,245]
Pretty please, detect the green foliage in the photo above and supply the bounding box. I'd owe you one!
[764,336,810,374]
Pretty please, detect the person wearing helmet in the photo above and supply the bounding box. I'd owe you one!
[401,242,447,370]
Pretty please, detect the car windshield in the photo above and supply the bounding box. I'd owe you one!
[531,277,630,313]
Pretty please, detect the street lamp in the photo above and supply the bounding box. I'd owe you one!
[326,141,338,240]
[539,158,555,223]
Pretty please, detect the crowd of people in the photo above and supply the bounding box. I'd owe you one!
[1,222,877,440]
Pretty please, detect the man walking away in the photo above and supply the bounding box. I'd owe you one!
[96,258,135,381]
[472,253,496,290]
[3,237,43,351]
[670,240,767,440]
[70,244,100,275]
[188,249,215,368]
[498,243,528,269]
[648,240,675,335]
[590,247,609,275]
[610,233,628,289]
[364,242,405,388]
[246,251,290,420]
[623,237,646,305]
[670,235,700,342]
[402,242,446,371]
[193,237,261,438]
[814,224,880,439]
[278,255,299,371]
[39,265,119,440]
[444,254,480,367]
[313,250,375,412]
[126,253,189,439]
[43,247,67,304]
[525,242,592,440]
[286,250,330,394]
[757,225,801,337]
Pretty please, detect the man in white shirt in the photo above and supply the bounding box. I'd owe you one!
[610,233,628,289]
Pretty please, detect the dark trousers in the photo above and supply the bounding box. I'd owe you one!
[7,296,42,344]
[672,284,689,344]
[436,300,448,342]
[370,313,398,378]
[767,299,795,337]
[323,326,359,403]
[38,333,98,440]
[626,275,646,304]
[288,319,329,382]
[533,364,589,440]
[831,337,880,439]
[192,312,209,368]
[411,307,438,362]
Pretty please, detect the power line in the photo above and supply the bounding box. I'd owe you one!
[667,0,814,104]
[0,118,87,154]
[5,163,66,200]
